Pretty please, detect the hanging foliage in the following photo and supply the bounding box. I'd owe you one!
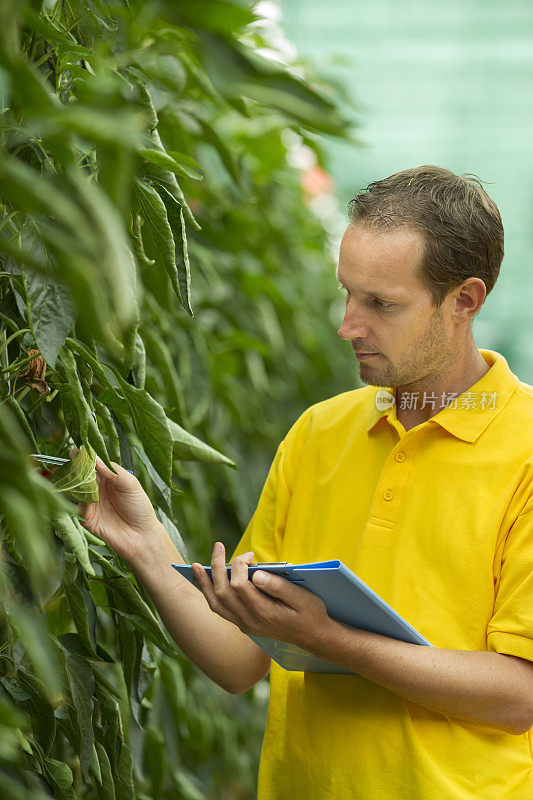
[0,1,356,798]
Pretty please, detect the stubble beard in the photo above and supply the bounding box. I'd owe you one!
[357,307,453,389]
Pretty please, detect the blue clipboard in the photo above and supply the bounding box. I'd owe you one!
[172,560,433,675]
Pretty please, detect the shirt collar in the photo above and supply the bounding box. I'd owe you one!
[365,350,521,443]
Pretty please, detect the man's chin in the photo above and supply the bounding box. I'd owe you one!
[357,364,404,390]
[357,361,389,388]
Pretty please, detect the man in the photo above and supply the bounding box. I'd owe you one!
[81,166,533,799]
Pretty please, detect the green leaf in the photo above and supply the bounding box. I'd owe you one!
[125,69,158,130]
[96,741,116,800]
[22,8,90,57]
[167,417,236,468]
[130,332,146,390]
[97,691,122,764]
[138,148,202,181]
[16,671,57,755]
[62,554,98,656]
[159,659,187,721]
[4,395,38,451]
[143,724,166,799]
[65,651,94,779]
[115,739,135,800]
[155,507,188,562]
[172,770,205,800]
[151,177,201,232]
[166,150,203,173]
[0,772,49,800]
[101,373,173,486]
[24,264,76,369]
[40,756,77,800]
[87,411,116,472]
[116,617,142,703]
[89,742,102,786]
[30,107,143,151]
[91,664,122,699]
[112,609,175,658]
[50,444,99,504]
[198,119,241,186]
[140,325,186,418]
[6,605,62,700]
[156,187,193,316]
[93,398,122,463]
[199,33,351,136]
[1,53,58,117]
[60,382,90,448]
[132,445,173,516]
[100,576,169,643]
[2,256,76,369]
[59,632,113,663]
[52,512,95,576]
[173,0,257,33]
[134,178,188,312]
[58,169,139,332]
[0,487,55,590]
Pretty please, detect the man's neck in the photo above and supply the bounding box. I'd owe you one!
[395,342,491,432]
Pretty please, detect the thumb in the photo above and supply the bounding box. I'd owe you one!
[69,447,133,484]
[95,456,134,484]
[251,570,305,608]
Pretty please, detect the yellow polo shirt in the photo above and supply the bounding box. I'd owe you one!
[231,349,533,800]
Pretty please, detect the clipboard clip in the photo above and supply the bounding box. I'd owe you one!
[224,562,293,567]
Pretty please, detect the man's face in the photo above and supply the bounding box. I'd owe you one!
[337,223,455,388]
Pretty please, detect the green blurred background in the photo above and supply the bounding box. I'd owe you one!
[279,0,533,382]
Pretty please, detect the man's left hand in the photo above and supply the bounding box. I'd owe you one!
[191,542,329,650]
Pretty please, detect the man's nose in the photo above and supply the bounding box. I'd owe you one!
[338,300,368,340]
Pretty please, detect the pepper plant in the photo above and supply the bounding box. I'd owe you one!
[0,1,356,798]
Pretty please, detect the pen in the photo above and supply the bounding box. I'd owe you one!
[30,454,134,474]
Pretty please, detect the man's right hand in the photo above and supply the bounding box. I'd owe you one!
[71,448,167,567]
[69,449,270,694]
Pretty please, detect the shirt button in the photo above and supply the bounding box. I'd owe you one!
[383,490,394,501]
[395,452,406,463]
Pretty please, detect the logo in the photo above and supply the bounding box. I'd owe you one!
[375,389,395,411]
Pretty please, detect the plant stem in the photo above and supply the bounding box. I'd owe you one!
[0,350,41,375]
[0,328,30,356]
[14,386,30,402]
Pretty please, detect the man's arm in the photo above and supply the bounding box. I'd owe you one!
[304,618,533,735]
[76,454,271,695]
[134,533,271,694]
[193,549,533,733]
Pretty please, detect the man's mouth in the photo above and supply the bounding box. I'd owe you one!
[352,346,379,361]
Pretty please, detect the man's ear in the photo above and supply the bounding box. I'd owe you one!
[450,278,487,322]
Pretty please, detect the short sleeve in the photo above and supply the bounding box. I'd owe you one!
[487,496,533,662]
[230,439,291,563]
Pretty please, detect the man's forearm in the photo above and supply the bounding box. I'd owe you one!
[304,618,533,735]
[130,525,270,694]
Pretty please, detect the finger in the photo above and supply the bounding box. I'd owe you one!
[208,544,260,624]
[191,563,219,606]
[210,542,250,615]
[68,447,127,478]
[230,551,255,591]
[210,541,230,596]
[251,571,309,610]
[191,563,242,626]
[95,458,137,489]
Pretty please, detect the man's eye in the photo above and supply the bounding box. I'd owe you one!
[371,297,393,309]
